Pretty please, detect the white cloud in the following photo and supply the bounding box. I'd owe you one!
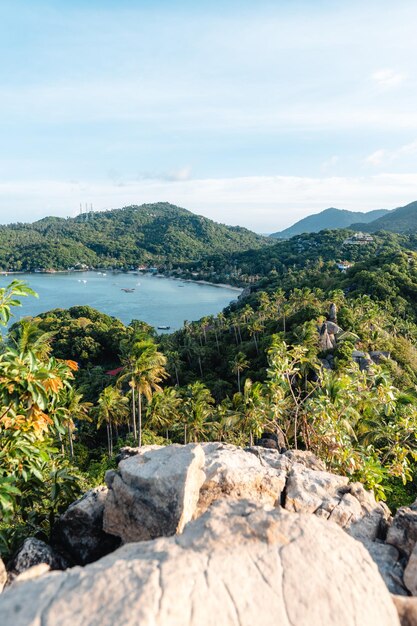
[365,149,387,166]
[0,173,415,232]
[365,139,417,167]
[371,68,407,88]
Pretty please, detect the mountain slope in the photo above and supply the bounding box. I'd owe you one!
[351,200,417,234]
[271,207,389,239]
[0,203,269,271]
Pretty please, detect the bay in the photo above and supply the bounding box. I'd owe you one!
[0,272,241,331]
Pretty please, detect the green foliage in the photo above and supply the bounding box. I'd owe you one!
[0,203,268,271]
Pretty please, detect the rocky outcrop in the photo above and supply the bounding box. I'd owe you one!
[7,538,68,584]
[283,462,390,542]
[386,502,417,596]
[52,486,121,565]
[104,444,206,542]
[364,541,407,595]
[104,442,391,552]
[0,500,400,626]
[194,442,286,517]
[387,505,417,558]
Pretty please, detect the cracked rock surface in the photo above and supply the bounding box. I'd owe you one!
[0,500,400,626]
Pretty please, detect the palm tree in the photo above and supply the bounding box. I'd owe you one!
[62,387,92,458]
[119,339,167,447]
[180,382,214,443]
[9,318,54,360]
[248,320,264,354]
[166,350,182,386]
[146,387,181,440]
[232,378,266,446]
[231,352,249,393]
[96,386,129,457]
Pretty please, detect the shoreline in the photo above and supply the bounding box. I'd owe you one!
[171,277,242,292]
[0,270,244,292]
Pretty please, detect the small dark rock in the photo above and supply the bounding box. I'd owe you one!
[52,486,121,565]
[7,538,68,583]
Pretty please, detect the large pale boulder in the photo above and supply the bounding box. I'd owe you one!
[52,486,120,565]
[104,443,206,542]
[195,442,286,516]
[0,500,400,626]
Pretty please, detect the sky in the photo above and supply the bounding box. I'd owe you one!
[0,0,417,232]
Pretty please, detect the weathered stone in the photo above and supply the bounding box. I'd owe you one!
[403,542,417,595]
[392,595,417,626]
[285,465,390,541]
[11,563,51,585]
[245,446,325,472]
[285,463,349,513]
[363,540,407,595]
[195,442,286,516]
[7,538,68,583]
[104,443,206,542]
[387,507,417,558]
[116,444,162,464]
[0,500,400,626]
[52,486,121,565]
[0,557,6,593]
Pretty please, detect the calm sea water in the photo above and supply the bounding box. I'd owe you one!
[0,272,240,331]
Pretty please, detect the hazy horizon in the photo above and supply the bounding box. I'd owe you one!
[1,0,417,231]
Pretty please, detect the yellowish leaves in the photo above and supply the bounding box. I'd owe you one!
[65,359,78,372]
[43,377,63,394]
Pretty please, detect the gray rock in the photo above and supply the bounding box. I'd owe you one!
[7,538,68,583]
[387,507,417,557]
[116,444,162,464]
[104,443,206,542]
[403,542,417,595]
[363,540,407,595]
[0,500,400,626]
[52,486,120,565]
[285,464,390,541]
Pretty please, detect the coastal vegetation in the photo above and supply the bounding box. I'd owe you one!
[0,203,268,272]
[1,217,417,561]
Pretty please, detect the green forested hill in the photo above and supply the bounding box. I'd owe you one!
[352,200,417,234]
[0,202,268,271]
[270,207,389,238]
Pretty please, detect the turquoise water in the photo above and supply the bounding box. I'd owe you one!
[0,272,240,331]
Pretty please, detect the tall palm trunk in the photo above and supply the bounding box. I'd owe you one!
[237,369,241,393]
[137,390,142,447]
[132,383,137,440]
[68,425,74,459]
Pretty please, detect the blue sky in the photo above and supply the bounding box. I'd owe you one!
[0,0,417,231]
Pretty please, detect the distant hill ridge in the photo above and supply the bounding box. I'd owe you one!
[271,207,390,239]
[0,202,268,272]
[350,200,417,234]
